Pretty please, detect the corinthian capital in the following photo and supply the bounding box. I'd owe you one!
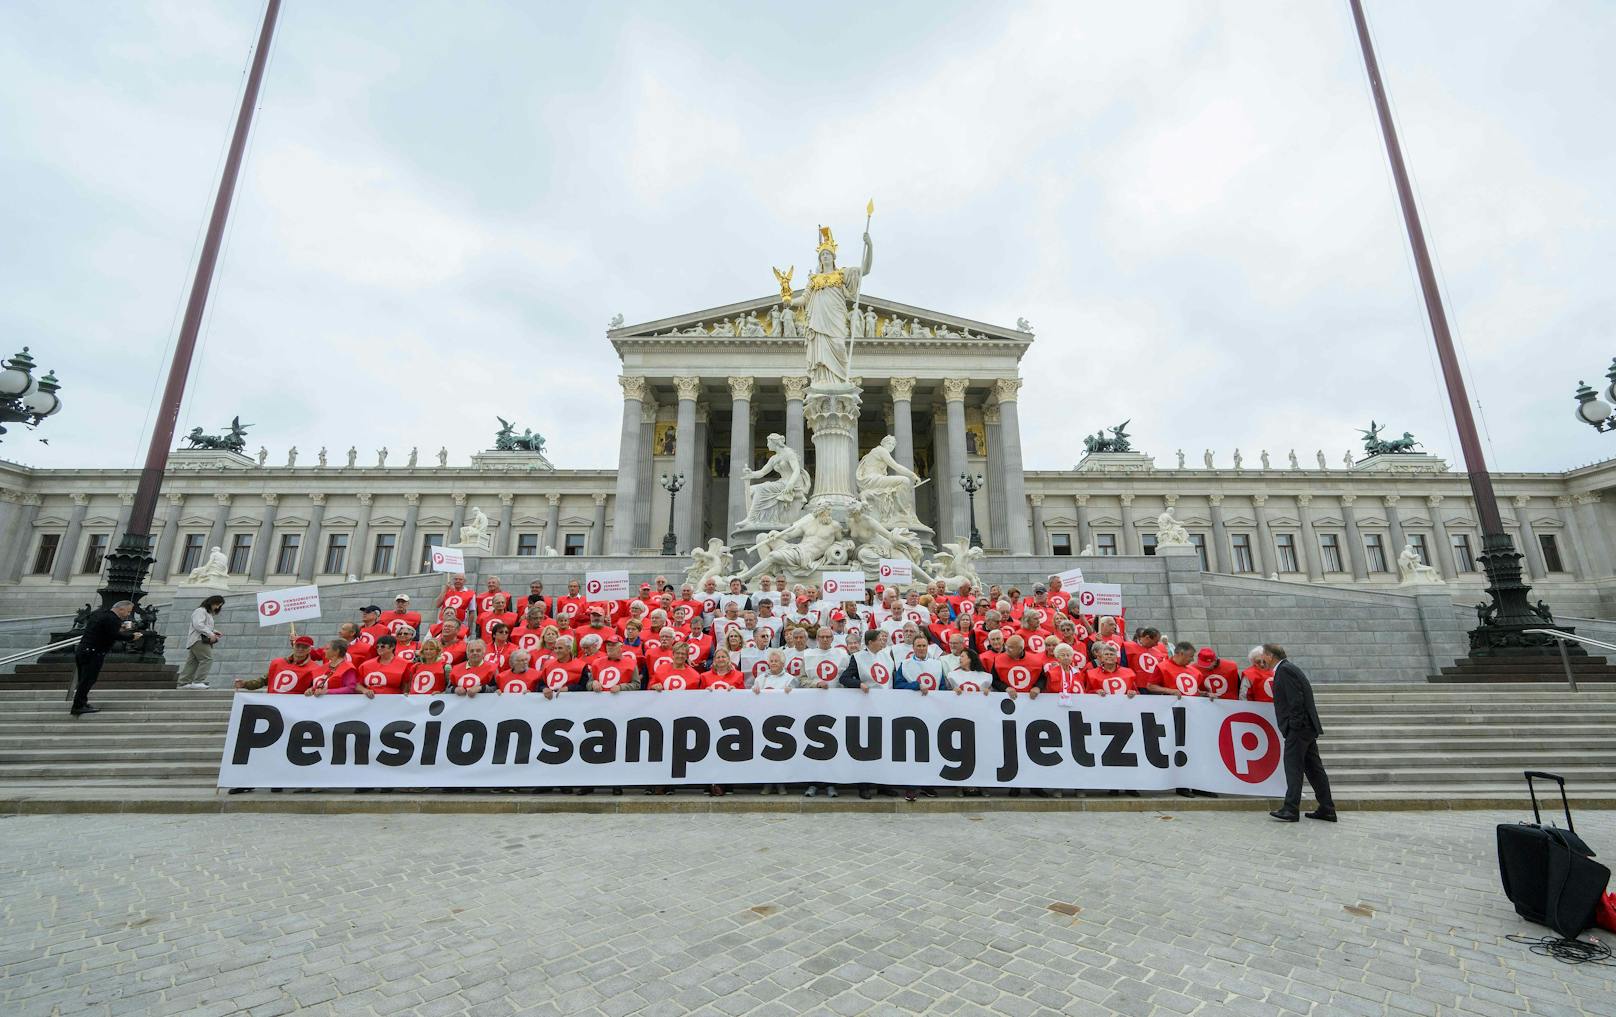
[992,377,1023,403]
[619,375,649,402]
[781,376,810,400]
[673,376,701,402]
[727,376,755,401]
[888,376,916,401]
[942,378,969,403]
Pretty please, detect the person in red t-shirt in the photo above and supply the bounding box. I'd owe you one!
[356,636,410,695]
[484,624,517,671]
[539,641,589,699]
[1041,643,1088,697]
[1085,643,1139,698]
[406,640,451,695]
[246,636,325,694]
[347,607,390,665]
[701,648,745,690]
[554,580,586,628]
[450,641,499,698]
[586,635,641,692]
[1123,627,1167,678]
[308,638,362,697]
[379,595,423,638]
[478,595,518,643]
[516,580,548,617]
[991,636,1048,698]
[437,575,474,622]
[648,643,702,691]
[1144,642,1208,698]
[496,648,538,694]
[474,577,506,617]
[1241,646,1276,702]
[1191,647,1242,701]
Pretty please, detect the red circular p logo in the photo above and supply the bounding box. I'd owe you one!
[824,579,839,595]
[259,600,280,617]
[1218,712,1281,784]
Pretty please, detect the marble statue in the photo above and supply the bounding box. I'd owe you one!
[1176,449,1186,469]
[346,447,358,468]
[541,545,560,557]
[738,433,811,529]
[855,436,924,528]
[910,322,933,338]
[739,315,766,337]
[286,446,297,467]
[935,324,957,338]
[437,447,448,467]
[786,225,871,387]
[317,447,328,468]
[863,308,876,337]
[1344,450,1354,469]
[1269,572,1280,581]
[850,302,865,338]
[684,538,734,588]
[847,500,930,580]
[1232,449,1244,470]
[377,447,388,468]
[1203,449,1214,469]
[710,319,736,337]
[460,506,490,545]
[608,313,624,329]
[407,447,418,468]
[1078,543,1094,556]
[256,446,268,467]
[181,545,230,586]
[782,308,799,338]
[1397,544,1444,585]
[923,540,984,593]
[882,317,908,338]
[1316,450,1328,470]
[680,324,708,335]
[739,508,846,581]
[1289,449,1299,470]
[1015,317,1033,333]
[1260,450,1271,470]
[1154,511,1192,548]
[769,307,784,337]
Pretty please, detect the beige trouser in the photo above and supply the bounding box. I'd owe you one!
[178,640,214,686]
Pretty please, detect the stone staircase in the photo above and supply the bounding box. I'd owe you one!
[2,684,1615,809]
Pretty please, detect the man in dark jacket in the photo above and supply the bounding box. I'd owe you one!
[1263,643,1336,823]
[72,600,143,716]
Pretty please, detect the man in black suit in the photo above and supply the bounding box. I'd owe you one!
[1263,643,1336,823]
[72,600,143,716]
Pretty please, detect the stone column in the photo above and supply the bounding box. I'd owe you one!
[636,401,656,549]
[397,494,422,574]
[1028,494,1048,555]
[671,376,699,550]
[889,377,916,469]
[726,376,754,535]
[352,493,374,578]
[691,405,709,547]
[545,494,562,553]
[205,493,231,561]
[782,376,808,460]
[930,409,951,535]
[496,493,514,557]
[151,494,183,583]
[1511,495,1546,580]
[1252,495,1279,576]
[1339,494,1369,580]
[52,493,89,583]
[1554,496,1587,579]
[1074,495,1090,551]
[993,378,1032,555]
[1573,493,1613,577]
[943,378,969,541]
[804,382,861,510]
[450,493,467,542]
[3,494,41,583]
[1383,495,1408,557]
[298,494,326,583]
[590,493,607,554]
[1119,494,1138,555]
[984,404,1008,548]
[248,493,279,582]
[113,494,134,551]
[1296,495,1324,580]
[1427,495,1456,579]
[611,376,647,554]
[1207,494,1229,572]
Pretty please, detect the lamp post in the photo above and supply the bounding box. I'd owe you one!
[1572,358,1616,432]
[660,473,685,556]
[959,473,984,549]
[0,348,64,439]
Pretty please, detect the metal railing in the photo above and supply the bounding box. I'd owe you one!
[0,636,80,670]
[1523,629,1616,693]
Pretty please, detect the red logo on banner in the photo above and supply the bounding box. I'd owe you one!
[823,578,840,595]
[879,564,892,578]
[259,601,281,617]
[1218,712,1281,783]
[1078,590,1096,608]
[585,579,602,595]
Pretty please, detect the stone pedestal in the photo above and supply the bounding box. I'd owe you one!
[451,533,493,554]
[1156,542,1197,558]
[1351,453,1448,474]
[1073,452,1156,473]
[170,449,257,471]
[804,383,861,515]
[468,450,554,470]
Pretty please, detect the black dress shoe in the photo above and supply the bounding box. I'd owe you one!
[1175,788,1195,798]
[70,705,100,716]
[228,787,253,795]
[1269,809,1300,822]
[1305,808,1338,822]
[859,787,874,800]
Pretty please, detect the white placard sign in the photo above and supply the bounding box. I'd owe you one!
[1076,582,1124,614]
[429,546,465,574]
[820,571,866,600]
[585,570,631,602]
[256,585,322,627]
[1053,567,1085,590]
[218,691,1287,797]
[877,559,914,586]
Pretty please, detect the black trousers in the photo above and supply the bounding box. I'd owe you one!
[72,650,106,709]
[1281,732,1334,811]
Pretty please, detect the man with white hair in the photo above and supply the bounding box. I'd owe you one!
[72,600,144,716]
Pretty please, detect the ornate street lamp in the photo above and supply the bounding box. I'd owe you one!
[959,473,984,549]
[660,473,685,556]
[1572,358,1616,433]
[0,348,63,439]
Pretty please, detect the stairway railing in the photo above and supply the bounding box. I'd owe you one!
[0,637,80,670]
[1523,629,1616,693]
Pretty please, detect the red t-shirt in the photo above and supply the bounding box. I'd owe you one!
[474,591,507,616]
[358,656,410,694]
[478,612,518,643]
[438,588,474,620]
[1153,659,1201,697]
[587,655,638,690]
[483,643,515,671]
[407,659,449,695]
[438,640,466,667]
[1015,627,1053,655]
[1125,641,1168,677]
[379,610,423,637]
[1193,659,1242,700]
[554,596,586,626]
[1041,662,1086,695]
[1242,666,1275,703]
[700,667,744,690]
[992,652,1048,692]
[538,657,589,691]
[650,665,702,690]
[496,668,536,694]
[1085,665,1139,696]
[348,623,390,666]
[1047,591,1072,614]
[516,594,549,616]
[451,660,498,692]
[394,641,420,664]
[265,656,324,694]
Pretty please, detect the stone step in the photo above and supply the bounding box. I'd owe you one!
[1327,765,1616,785]
[0,748,224,764]
[0,762,222,779]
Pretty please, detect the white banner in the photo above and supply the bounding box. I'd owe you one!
[256,585,321,627]
[1053,567,1085,590]
[585,570,630,602]
[821,571,865,600]
[217,691,1287,795]
[1076,582,1124,614]
[877,559,914,586]
[429,547,465,574]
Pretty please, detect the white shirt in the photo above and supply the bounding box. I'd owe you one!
[186,607,217,649]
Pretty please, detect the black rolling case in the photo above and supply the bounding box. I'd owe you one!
[1497,771,1609,937]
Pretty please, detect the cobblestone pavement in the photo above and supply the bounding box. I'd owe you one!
[1,810,1613,1016]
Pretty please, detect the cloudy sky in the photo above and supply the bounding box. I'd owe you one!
[2,0,1612,475]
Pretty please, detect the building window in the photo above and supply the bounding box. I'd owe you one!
[1189,533,1209,571]
[1231,533,1255,573]
[1539,534,1565,573]
[1096,533,1118,556]
[420,533,444,571]
[179,533,206,574]
[563,533,586,556]
[516,533,539,556]
[274,534,301,575]
[1451,534,1475,573]
[372,533,397,574]
[80,533,110,574]
[228,534,253,574]
[1319,533,1343,573]
[1409,533,1431,566]
[1275,533,1300,573]
[1141,533,1158,556]
[1364,533,1388,573]
[1051,533,1072,556]
[323,534,349,575]
[30,534,60,575]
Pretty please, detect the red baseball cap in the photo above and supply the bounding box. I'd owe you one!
[1194,647,1218,667]
[292,635,315,648]
[830,610,846,621]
